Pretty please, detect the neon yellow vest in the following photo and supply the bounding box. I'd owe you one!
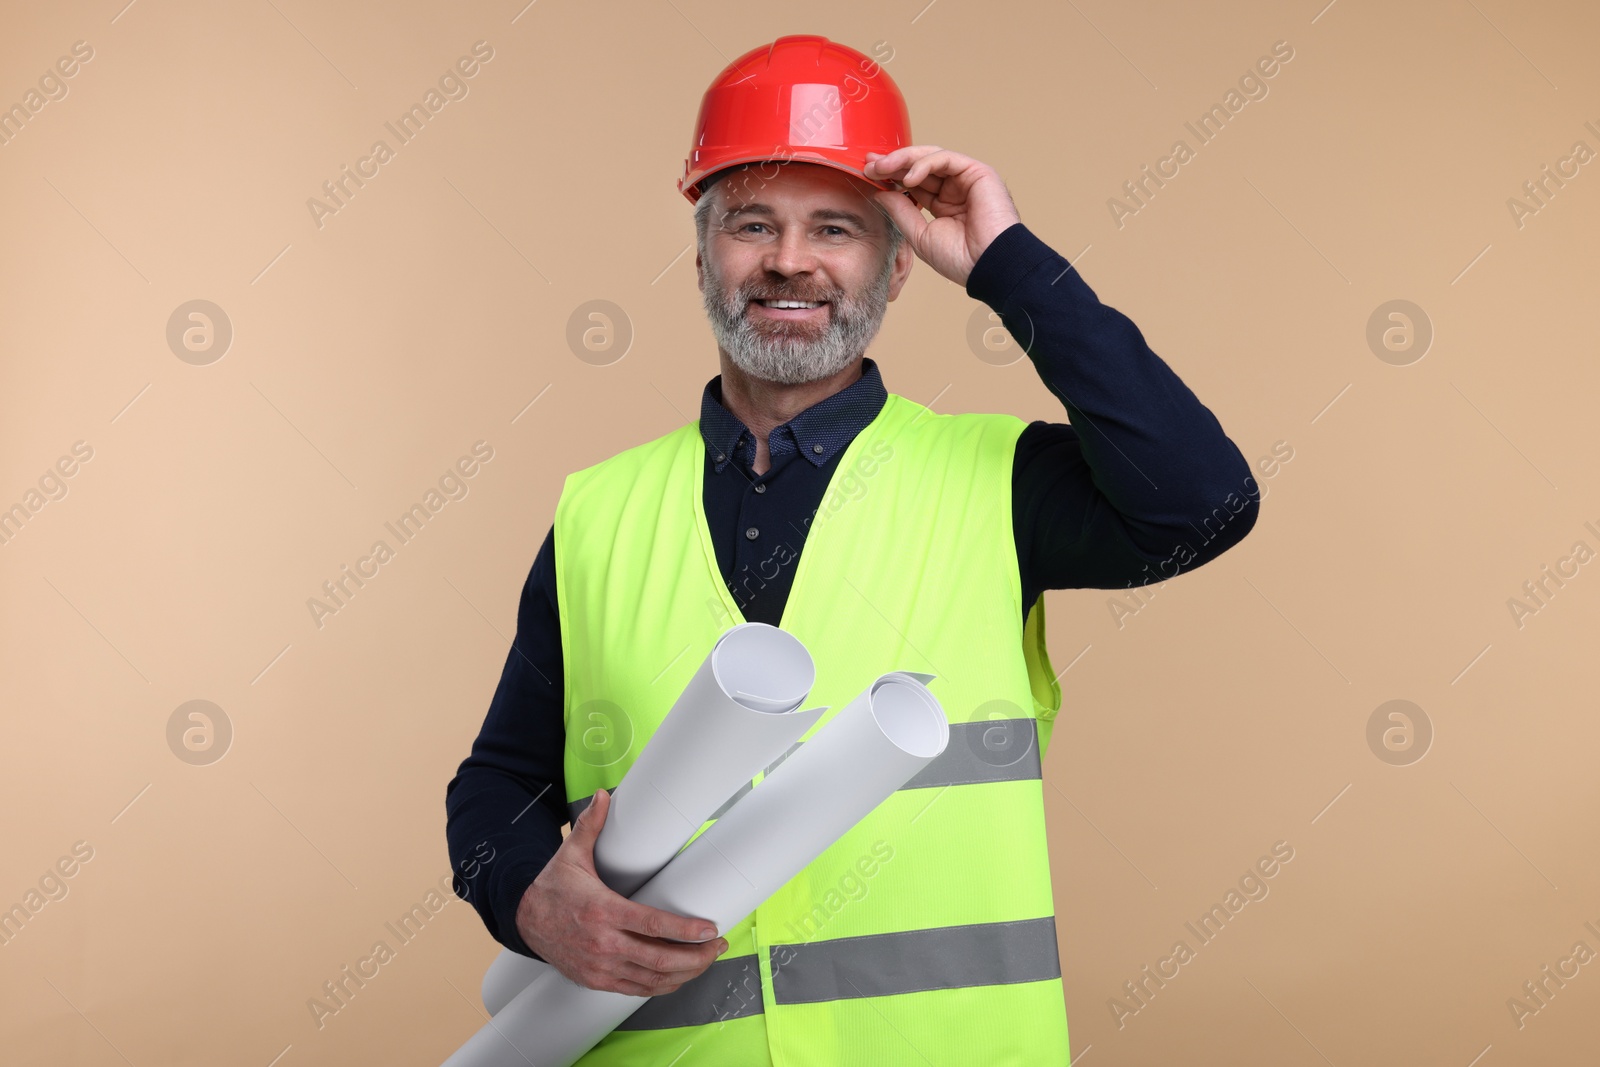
[553,391,1070,1066]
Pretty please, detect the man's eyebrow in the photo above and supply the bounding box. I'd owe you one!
[719,203,873,229]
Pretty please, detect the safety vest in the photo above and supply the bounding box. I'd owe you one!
[552,391,1070,1066]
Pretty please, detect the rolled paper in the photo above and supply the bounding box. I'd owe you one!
[446,671,948,1067]
[479,622,825,1016]
[630,672,945,930]
[593,622,822,897]
[479,951,547,1022]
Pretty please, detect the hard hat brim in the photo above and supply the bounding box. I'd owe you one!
[679,152,900,205]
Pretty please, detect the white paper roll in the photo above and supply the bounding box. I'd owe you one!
[478,951,548,1022]
[630,672,947,930]
[594,622,823,898]
[479,622,825,1016]
[445,671,948,1067]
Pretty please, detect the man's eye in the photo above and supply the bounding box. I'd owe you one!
[733,222,850,237]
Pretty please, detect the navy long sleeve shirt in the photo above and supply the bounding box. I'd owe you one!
[445,222,1260,958]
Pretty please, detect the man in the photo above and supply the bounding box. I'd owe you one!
[446,34,1260,1065]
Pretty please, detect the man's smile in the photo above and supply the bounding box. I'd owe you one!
[749,298,831,322]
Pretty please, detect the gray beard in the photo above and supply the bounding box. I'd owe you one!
[701,252,893,385]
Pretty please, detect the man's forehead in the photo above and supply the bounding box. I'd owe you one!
[714,167,879,222]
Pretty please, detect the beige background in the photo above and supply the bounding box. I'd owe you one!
[1,0,1596,1063]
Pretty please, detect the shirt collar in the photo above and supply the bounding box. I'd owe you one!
[699,357,888,474]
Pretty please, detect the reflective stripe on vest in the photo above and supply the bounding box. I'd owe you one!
[567,718,1042,825]
[619,917,1061,1030]
[772,916,1062,1005]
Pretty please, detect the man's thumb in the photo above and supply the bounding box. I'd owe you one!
[571,787,609,847]
[874,187,927,242]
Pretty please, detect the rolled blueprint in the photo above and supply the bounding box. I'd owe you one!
[445,671,949,1067]
[593,622,822,896]
[479,622,825,1016]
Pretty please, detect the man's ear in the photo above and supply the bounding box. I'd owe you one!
[695,250,704,293]
[886,238,915,302]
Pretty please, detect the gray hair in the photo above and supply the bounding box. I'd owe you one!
[693,165,905,269]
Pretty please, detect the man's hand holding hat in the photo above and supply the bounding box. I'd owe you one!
[863,146,1022,288]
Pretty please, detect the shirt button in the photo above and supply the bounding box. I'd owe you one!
[812,444,823,455]
[745,527,759,540]
[753,484,766,493]
[715,453,725,463]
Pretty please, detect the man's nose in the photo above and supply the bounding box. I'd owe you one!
[761,226,821,277]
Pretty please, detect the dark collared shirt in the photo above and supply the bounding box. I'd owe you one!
[699,358,890,626]
[445,222,1261,959]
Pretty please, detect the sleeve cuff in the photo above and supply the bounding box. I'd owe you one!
[964,222,1064,308]
[486,849,554,960]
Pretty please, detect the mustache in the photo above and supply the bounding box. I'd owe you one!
[740,283,841,304]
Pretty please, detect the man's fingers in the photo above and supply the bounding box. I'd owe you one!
[903,154,954,190]
[596,928,724,981]
[607,977,658,998]
[613,943,724,992]
[615,896,718,943]
[869,147,974,192]
[620,933,727,977]
[865,144,944,178]
[560,921,726,996]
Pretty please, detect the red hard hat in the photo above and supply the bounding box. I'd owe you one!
[678,35,912,204]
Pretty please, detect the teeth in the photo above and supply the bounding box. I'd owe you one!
[759,299,822,309]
